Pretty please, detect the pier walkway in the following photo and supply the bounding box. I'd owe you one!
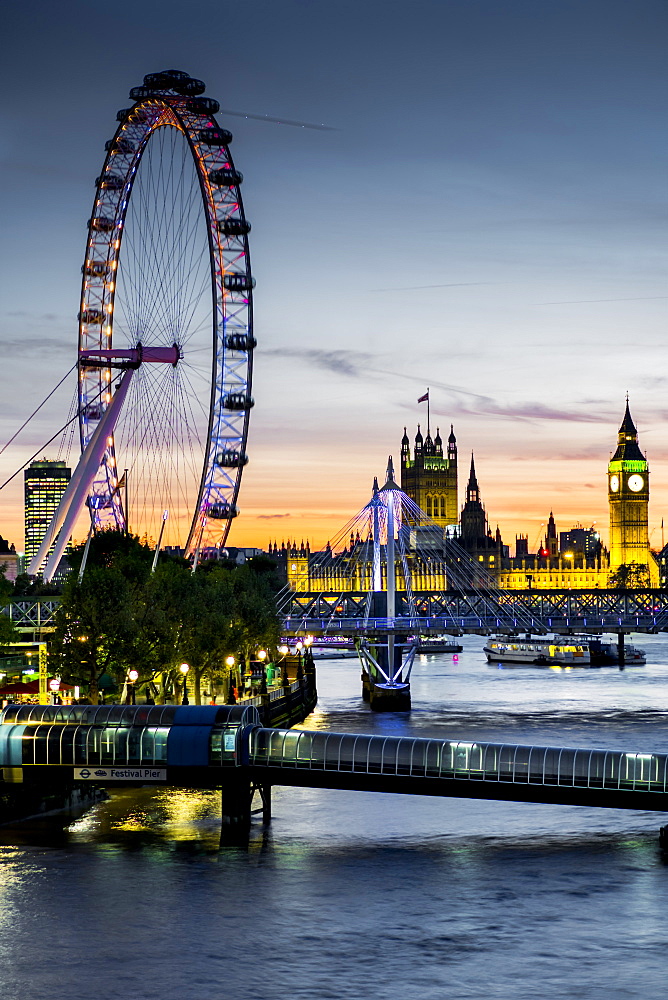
[1,706,667,825]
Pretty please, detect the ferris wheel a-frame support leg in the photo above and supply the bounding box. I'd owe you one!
[28,369,135,582]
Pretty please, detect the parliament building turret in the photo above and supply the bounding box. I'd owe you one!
[400,423,458,528]
[459,454,504,574]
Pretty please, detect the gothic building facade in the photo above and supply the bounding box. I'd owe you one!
[400,424,458,528]
[458,454,504,575]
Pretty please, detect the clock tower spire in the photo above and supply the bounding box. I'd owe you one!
[608,401,654,584]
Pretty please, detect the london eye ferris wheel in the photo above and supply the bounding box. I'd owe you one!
[62,69,255,567]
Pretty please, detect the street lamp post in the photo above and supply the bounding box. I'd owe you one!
[180,663,190,705]
[128,669,139,705]
[225,655,236,704]
[49,678,60,706]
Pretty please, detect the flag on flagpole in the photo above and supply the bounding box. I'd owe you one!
[417,391,429,403]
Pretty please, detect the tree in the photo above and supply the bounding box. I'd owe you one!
[50,531,155,702]
[50,530,282,703]
[609,563,650,590]
[0,564,18,645]
[50,564,138,703]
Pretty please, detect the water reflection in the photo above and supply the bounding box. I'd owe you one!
[1,637,668,999]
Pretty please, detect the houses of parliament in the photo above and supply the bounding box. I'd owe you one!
[280,402,659,591]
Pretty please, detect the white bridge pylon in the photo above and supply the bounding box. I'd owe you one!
[28,345,180,582]
[360,457,418,691]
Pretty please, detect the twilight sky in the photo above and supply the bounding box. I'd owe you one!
[1,0,666,555]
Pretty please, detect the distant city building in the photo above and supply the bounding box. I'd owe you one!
[458,455,503,575]
[559,526,601,558]
[400,424,458,528]
[0,535,19,582]
[278,402,659,595]
[498,402,657,589]
[657,543,668,589]
[24,459,71,569]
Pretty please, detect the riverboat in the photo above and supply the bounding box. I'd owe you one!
[582,637,646,666]
[483,635,590,666]
[416,638,464,654]
[311,646,358,659]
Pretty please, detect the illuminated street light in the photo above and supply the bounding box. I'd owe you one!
[179,662,190,705]
[49,677,60,705]
[128,668,139,705]
[257,650,267,661]
[225,655,235,668]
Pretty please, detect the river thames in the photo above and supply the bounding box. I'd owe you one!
[2,635,668,999]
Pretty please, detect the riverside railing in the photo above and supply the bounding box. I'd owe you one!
[249,730,668,794]
[3,702,667,798]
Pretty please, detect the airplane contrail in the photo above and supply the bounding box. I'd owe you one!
[219,109,338,130]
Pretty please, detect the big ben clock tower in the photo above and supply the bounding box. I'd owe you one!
[608,401,654,584]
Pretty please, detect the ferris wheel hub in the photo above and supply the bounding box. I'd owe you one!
[79,344,182,368]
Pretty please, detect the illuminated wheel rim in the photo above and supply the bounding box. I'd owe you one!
[78,70,254,555]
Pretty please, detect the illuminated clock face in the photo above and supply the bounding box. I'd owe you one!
[628,474,645,493]
[609,474,619,493]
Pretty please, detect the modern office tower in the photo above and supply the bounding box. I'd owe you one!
[24,459,71,569]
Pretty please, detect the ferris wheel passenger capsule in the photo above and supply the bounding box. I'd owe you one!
[82,261,109,277]
[209,167,243,187]
[223,392,254,411]
[78,309,104,324]
[129,86,157,101]
[88,216,115,232]
[208,502,240,520]
[224,332,256,351]
[143,69,191,88]
[223,273,255,292]
[95,174,124,191]
[105,138,136,154]
[186,97,220,114]
[174,77,206,96]
[199,128,233,146]
[217,218,251,236]
[215,450,249,468]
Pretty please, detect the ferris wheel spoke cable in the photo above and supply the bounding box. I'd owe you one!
[124,171,207,348]
[170,377,202,517]
[0,374,121,493]
[0,363,77,458]
[177,362,213,425]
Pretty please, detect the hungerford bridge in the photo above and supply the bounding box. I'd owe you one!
[1,704,667,847]
[5,590,668,637]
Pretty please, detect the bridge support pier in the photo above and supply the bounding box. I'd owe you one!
[618,632,626,668]
[659,826,668,852]
[369,683,411,712]
[220,774,253,845]
[220,775,272,845]
[255,782,272,825]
